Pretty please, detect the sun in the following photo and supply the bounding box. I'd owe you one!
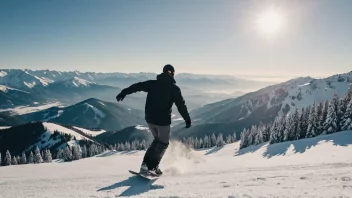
[256,8,285,36]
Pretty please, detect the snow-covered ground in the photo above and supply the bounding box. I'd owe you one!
[43,122,94,141]
[0,131,352,197]
[0,126,10,130]
[73,126,106,137]
[0,102,62,115]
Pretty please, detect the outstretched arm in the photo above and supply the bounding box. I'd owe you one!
[116,81,151,102]
[174,87,191,128]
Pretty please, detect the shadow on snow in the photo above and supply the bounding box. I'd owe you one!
[97,176,164,197]
[235,131,352,158]
[205,146,224,155]
[96,150,140,157]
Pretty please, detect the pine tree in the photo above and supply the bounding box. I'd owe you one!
[89,144,97,156]
[240,129,249,149]
[125,142,131,151]
[28,151,34,164]
[324,93,341,134]
[339,85,352,121]
[316,102,324,135]
[203,136,210,148]
[342,98,352,130]
[56,149,64,159]
[216,133,225,147]
[42,149,48,162]
[119,143,125,151]
[5,150,11,166]
[45,150,52,162]
[16,156,21,165]
[277,115,286,143]
[21,152,27,164]
[289,108,300,140]
[196,137,201,149]
[12,156,18,165]
[82,145,87,158]
[232,132,237,142]
[255,124,264,145]
[263,123,271,142]
[140,140,147,150]
[64,146,73,161]
[226,135,232,144]
[307,103,318,138]
[321,101,329,129]
[300,107,310,138]
[269,117,280,144]
[249,125,257,146]
[284,114,294,141]
[34,146,43,163]
[211,133,217,147]
[72,145,81,160]
[198,138,203,148]
[131,141,137,150]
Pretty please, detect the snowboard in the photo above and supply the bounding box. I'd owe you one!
[129,170,159,180]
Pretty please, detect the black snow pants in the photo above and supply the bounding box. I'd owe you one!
[142,123,170,169]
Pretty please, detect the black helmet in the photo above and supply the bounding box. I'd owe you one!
[163,64,175,76]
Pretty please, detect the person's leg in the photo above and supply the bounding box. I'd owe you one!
[141,123,159,170]
[147,125,170,171]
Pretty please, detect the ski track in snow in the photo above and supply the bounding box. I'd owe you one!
[0,132,352,197]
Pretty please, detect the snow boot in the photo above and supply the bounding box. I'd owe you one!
[139,162,149,174]
[149,166,163,176]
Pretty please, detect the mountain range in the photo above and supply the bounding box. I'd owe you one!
[174,71,352,139]
[1,69,352,147]
[0,69,272,111]
[17,98,145,131]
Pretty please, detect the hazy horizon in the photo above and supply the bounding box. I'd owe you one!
[1,0,352,81]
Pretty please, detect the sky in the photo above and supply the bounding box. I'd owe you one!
[1,0,352,81]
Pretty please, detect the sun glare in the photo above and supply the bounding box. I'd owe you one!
[256,8,285,36]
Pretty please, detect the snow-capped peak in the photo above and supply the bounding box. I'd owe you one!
[0,69,53,89]
[72,76,94,87]
[56,77,95,88]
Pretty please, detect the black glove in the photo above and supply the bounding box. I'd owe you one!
[185,120,191,128]
[116,93,126,102]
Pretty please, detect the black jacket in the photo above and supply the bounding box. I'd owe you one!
[119,73,191,126]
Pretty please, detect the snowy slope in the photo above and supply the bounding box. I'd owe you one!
[0,131,351,197]
[0,85,47,108]
[181,72,352,139]
[279,72,352,115]
[43,122,94,141]
[0,69,53,89]
[193,72,352,124]
[0,102,62,115]
[46,76,96,89]
[73,126,106,137]
[0,122,96,156]
[18,98,145,131]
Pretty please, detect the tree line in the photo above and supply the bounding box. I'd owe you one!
[240,85,352,149]
[181,132,237,149]
[0,146,52,166]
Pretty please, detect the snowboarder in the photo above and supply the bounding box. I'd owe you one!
[116,64,191,176]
